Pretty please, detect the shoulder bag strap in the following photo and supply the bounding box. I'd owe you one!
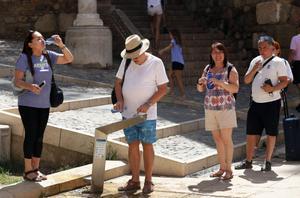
[253,55,275,81]
[121,59,131,86]
[44,52,56,85]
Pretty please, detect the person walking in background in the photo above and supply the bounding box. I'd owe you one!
[147,0,163,49]
[288,24,300,112]
[197,42,239,180]
[159,29,186,99]
[14,30,73,181]
[161,0,168,34]
[114,34,168,194]
[235,36,288,172]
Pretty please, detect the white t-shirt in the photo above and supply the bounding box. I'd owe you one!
[290,34,300,61]
[246,55,288,103]
[281,58,294,82]
[147,0,161,8]
[116,53,169,120]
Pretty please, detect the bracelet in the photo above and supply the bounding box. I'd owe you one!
[60,45,66,50]
[145,101,153,107]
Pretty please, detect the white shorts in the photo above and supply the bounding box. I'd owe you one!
[147,4,163,16]
[205,109,237,131]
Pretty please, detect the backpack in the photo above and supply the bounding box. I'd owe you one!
[204,64,237,100]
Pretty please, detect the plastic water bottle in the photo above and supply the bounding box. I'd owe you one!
[45,36,56,45]
[206,72,215,89]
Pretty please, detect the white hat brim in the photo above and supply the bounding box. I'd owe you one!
[120,39,150,59]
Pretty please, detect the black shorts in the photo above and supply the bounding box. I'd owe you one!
[246,99,281,136]
[172,62,184,70]
[292,61,300,84]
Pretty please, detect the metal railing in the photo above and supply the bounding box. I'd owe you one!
[111,8,143,39]
[91,114,146,193]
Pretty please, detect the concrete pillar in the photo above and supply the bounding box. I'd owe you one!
[0,125,11,162]
[66,0,112,68]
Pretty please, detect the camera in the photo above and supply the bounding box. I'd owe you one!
[264,79,273,94]
[264,79,272,86]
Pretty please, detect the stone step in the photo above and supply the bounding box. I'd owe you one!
[129,15,194,22]
[114,4,186,11]
[122,10,189,16]
[140,27,207,34]
[134,21,198,29]
[0,161,129,197]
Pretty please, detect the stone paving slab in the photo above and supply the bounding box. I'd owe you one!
[51,146,300,198]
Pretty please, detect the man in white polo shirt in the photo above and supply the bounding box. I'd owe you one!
[235,35,288,171]
[114,34,168,194]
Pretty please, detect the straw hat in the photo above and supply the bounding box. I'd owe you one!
[121,34,150,59]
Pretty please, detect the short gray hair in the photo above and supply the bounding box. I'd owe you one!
[258,35,274,45]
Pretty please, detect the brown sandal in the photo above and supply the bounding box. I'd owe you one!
[143,180,154,194]
[118,179,141,192]
[221,170,233,180]
[210,169,225,178]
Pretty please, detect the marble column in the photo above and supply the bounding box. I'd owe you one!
[66,0,112,68]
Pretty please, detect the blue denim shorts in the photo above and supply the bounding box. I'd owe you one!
[124,120,157,144]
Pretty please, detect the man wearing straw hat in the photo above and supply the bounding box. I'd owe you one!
[113,34,168,194]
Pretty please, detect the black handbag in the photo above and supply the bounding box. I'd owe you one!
[111,59,131,104]
[50,77,64,107]
[44,53,64,107]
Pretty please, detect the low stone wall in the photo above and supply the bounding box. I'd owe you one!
[0,125,11,162]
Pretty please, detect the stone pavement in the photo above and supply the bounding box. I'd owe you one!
[49,146,300,198]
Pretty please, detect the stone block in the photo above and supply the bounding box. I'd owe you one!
[66,26,112,68]
[289,5,300,25]
[43,125,61,147]
[0,125,11,162]
[58,13,76,32]
[279,3,291,23]
[34,14,57,32]
[60,128,94,155]
[274,24,296,48]
[256,2,280,24]
[180,120,199,134]
[186,158,208,175]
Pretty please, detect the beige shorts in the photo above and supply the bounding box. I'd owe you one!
[148,5,163,16]
[205,109,237,131]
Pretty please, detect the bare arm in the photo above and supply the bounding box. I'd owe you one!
[244,60,262,84]
[137,83,168,113]
[14,70,41,95]
[158,43,172,56]
[51,35,74,64]
[261,76,289,93]
[197,70,207,92]
[113,77,124,111]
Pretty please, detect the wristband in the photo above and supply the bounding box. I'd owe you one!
[60,45,66,50]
